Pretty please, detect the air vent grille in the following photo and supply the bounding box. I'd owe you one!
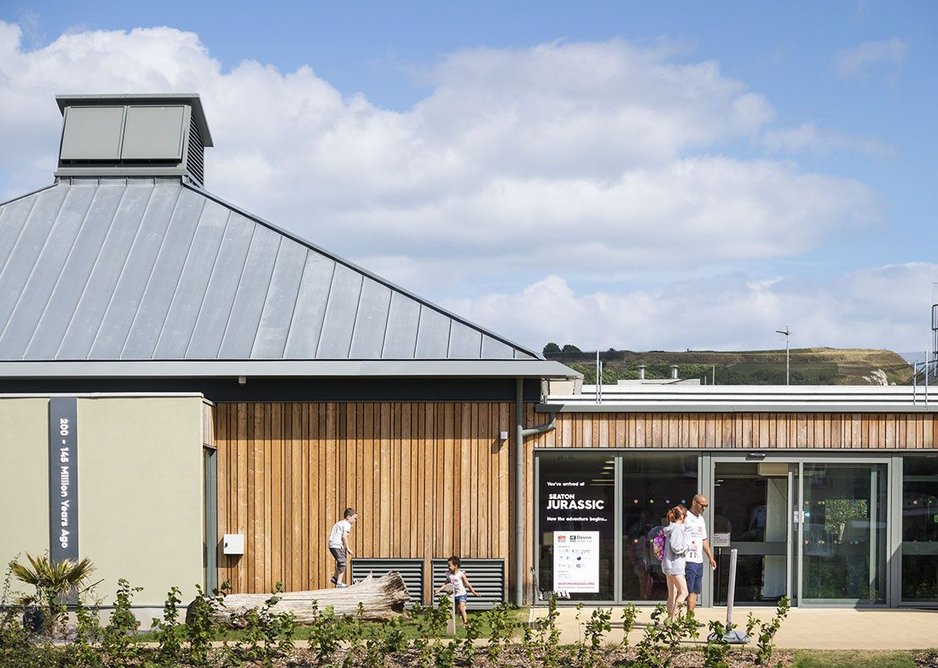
[351,558,424,605]
[431,558,505,610]
[187,114,205,186]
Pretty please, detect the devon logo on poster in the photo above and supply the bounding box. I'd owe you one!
[552,531,600,593]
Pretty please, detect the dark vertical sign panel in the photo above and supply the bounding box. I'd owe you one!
[49,397,78,562]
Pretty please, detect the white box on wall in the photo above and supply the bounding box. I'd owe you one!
[223,533,244,555]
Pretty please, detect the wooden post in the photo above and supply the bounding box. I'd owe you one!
[443,583,456,636]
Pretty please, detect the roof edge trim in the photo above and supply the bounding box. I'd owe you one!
[0,360,580,379]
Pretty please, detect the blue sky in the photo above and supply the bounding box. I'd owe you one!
[1,1,936,354]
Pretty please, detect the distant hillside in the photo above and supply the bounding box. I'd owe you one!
[544,347,914,386]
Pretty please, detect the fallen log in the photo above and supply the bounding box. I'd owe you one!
[188,571,410,627]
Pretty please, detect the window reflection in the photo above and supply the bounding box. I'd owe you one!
[621,454,698,601]
[902,456,938,602]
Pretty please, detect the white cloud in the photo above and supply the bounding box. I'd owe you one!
[764,122,891,157]
[444,263,938,354]
[834,38,908,80]
[0,22,902,351]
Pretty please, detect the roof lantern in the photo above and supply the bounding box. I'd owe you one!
[54,94,213,187]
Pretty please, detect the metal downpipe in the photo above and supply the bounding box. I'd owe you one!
[515,377,557,606]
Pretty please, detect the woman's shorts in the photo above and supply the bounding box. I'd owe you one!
[454,594,469,604]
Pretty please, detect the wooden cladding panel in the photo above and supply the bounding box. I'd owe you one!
[215,402,513,595]
[526,412,937,451]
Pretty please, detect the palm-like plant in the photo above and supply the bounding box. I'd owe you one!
[10,553,94,636]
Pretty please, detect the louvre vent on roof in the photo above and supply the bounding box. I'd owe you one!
[186,114,205,186]
[54,94,213,186]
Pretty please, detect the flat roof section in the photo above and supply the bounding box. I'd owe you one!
[542,384,938,413]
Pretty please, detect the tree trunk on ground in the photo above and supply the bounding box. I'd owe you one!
[189,571,410,627]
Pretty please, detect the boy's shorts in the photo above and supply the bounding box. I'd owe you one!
[330,547,347,570]
[685,562,703,595]
[454,594,468,604]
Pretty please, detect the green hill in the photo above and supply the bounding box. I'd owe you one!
[544,347,914,386]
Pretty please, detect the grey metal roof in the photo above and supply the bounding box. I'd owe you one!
[0,176,561,374]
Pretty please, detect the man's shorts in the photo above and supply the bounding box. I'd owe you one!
[330,547,347,570]
[685,562,704,595]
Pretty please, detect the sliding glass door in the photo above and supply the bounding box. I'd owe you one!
[712,462,794,605]
[800,463,887,605]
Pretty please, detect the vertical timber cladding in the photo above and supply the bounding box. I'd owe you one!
[214,402,515,599]
[521,409,938,602]
[48,397,78,563]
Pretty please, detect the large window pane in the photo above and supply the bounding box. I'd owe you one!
[537,452,615,601]
[902,456,938,602]
[621,454,698,601]
[802,464,886,603]
[712,462,789,605]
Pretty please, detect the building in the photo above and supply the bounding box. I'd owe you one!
[1,94,935,616]
[0,94,575,616]
[536,384,938,608]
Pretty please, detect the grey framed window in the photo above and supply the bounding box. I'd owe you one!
[901,455,938,603]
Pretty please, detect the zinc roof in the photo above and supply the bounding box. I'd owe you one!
[0,177,551,371]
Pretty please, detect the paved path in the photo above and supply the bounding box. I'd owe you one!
[531,605,938,650]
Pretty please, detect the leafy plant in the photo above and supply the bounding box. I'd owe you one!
[185,582,227,668]
[458,610,483,664]
[100,578,143,666]
[631,604,693,668]
[755,596,790,665]
[703,619,733,668]
[746,611,759,638]
[232,582,296,667]
[620,602,638,647]
[577,607,612,668]
[485,601,516,662]
[537,593,563,668]
[307,602,346,666]
[9,553,94,638]
[150,586,185,665]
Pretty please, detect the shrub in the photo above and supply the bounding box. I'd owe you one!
[755,596,790,665]
[307,602,346,666]
[231,582,296,667]
[184,582,227,667]
[100,578,143,666]
[150,586,184,665]
[485,601,516,662]
[703,619,733,668]
[620,602,638,647]
[9,553,94,638]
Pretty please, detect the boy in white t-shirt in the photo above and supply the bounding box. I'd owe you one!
[328,507,358,587]
[684,494,717,612]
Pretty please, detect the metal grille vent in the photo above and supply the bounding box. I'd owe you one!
[351,559,425,605]
[431,559,505,610]
[186,114,205,186]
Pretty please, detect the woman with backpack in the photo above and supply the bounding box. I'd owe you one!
[662,504,689,621]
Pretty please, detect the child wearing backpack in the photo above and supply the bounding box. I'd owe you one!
[662,505,689,621]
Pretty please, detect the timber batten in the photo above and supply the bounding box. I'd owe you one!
[215,401,516,600]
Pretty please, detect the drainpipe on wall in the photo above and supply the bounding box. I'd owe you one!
[515,377,558,606]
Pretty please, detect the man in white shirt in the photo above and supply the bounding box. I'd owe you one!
[684,494,717,612]
[328,507,357,587]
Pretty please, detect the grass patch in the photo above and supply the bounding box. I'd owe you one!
[792,649,917,668]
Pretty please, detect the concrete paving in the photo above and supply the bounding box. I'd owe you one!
[531,605,938,650]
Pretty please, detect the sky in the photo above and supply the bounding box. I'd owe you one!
[0,1,936,356]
